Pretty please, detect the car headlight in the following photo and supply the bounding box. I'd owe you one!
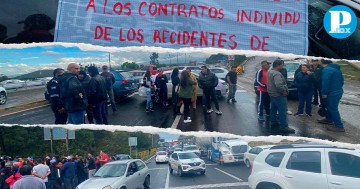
[102,186,112,189]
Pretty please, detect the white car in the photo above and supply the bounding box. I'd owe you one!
[244,145,274,168]
[248,143,360,189]
[0,80,25,90]
[208,67,229,81]
[76,159,150,189]
[183,145,201,157]
[0,87,7,105]
[169,152,206,177]
[178,66,202,72]
[155,151,169,164]
[138,70,228,99]
[25,79,45,87]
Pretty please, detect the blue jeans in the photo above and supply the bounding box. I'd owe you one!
[297,90,313,114]
[270,96,288,128]
[326,94,344,128]
[93,101,108,125]
[146,88,153,109]
[63,176,75,189]
[67,111,85,124]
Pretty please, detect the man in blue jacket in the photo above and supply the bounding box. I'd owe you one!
[317,60,345,132]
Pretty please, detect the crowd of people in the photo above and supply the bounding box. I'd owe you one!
[0,151,110,189]
[255,59,345,133]
[47,63,117,125]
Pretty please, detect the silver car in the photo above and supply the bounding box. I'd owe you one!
[76,159,150,189]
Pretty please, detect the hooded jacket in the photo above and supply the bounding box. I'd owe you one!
[58,73,87,113]
[321,63,344,96]
[198,70,218,89]
[88,74,108,104]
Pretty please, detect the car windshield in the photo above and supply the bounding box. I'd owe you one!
[184,146,198,151]
[94,164,127,178]
[116,155,129,160]
[210,69,225,73]
[231,145,248,154]
[285,63,300,72]
[119,71,131,79]
[178,153,198,159]
[157,152,167,155]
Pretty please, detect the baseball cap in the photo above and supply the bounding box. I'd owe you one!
[66,156,72,160]
[50,159,56,164]
[18,14,55,30]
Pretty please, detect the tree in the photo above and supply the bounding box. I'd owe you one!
[150,53,159,65]
[0,74,8,82]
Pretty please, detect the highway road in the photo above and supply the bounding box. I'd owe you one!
[146,155,250,189]
[1,57,360,144]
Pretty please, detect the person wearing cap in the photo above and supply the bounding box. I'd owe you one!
[198,65,222,115]
[88,66,109,125]
[47,68,67,125]
[4,14,55,44]
[256,61,271,121]
[61,156,75,189]
[33,158,51,189]
[12,165,46,189]
[48,160,62,189]
[58,63,87,124]
[100,65,117,114]
[267,59,295,133]
[225,66,238,103]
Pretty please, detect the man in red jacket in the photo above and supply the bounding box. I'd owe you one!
[99,151,109,166]
[256,61,271,121]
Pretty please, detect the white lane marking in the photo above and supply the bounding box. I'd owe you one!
[168,182,249,189]
[236,90,247,93]
[165,166,170,189]
[214,168,244,182]
[171,104,183,129]
[145,155,155,164]
[236,85,245,89]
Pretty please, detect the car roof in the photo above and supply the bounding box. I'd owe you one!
[270,143,339,150]
[222,139,248,146]
[253,145,274,149]
[106,159,136,165]
[175,151,196,154]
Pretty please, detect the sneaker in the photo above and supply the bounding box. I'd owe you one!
[317,118,333,125]
[150,108,154,112]
[280,127,295,133]
[188,117,191,120]
[184,119,192,123]
[306,113,312,117]
[227,99,231,103]
[326,125,345,132]
[232,99,237,103]
[258,115,265,121]
[294,112,304,116]
[146,109,149,113]
[207,109,213,114]
[215,110,222,115]
[287,110,293,115]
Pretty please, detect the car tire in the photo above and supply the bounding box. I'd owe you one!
[245,159,250,168]
[178,166,183,177]
[156,161,158,164]
[169,164,173,174]
[0,92,7,105]
[219,153,224,166]
[258,183,282,189]
[200,170,205,175]
[143,175,150,189]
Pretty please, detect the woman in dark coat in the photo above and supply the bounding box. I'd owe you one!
[171,68,181,115]
[294,64,315,116]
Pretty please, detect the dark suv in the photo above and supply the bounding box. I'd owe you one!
[111,70,137,101]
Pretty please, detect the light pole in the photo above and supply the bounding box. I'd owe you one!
[108,52,112,70]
